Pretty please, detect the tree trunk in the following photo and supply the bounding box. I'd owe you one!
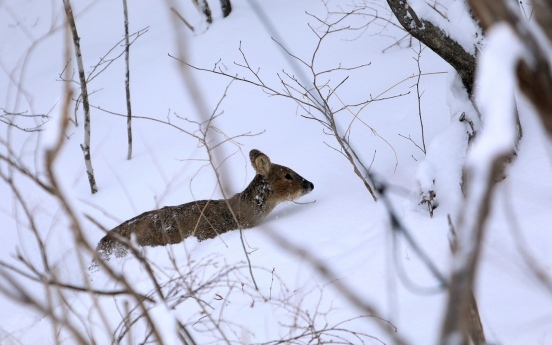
[386,0,476,95]
[221,0,232,18]
[123,0,133,160]
[63,0,98,194]
[196,0,213,23]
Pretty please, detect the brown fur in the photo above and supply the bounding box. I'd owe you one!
[91,149,314,269]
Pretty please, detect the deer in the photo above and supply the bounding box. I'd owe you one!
[90,149,314,270]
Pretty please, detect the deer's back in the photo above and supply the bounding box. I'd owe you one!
[112,199,254,246]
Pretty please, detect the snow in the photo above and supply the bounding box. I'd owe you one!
[414,65,477,216]
[148,302,180,345]
[1,0,552,344]
[470,24,522,168]
[409,0,483,55]
[449,24,523,275]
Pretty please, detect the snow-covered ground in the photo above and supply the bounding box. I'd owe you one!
[1,0,551,344]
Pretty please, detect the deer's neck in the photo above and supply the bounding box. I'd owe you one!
[230,175,276,225]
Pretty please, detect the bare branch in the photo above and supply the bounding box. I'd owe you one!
[0,108,50,132]
[170,7,194,32]
[386,0,477,95]
[63,0,98,194]
[123,0,133,160]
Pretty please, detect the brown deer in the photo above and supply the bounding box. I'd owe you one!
[91,149,313,269]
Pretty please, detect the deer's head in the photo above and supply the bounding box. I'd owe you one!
[249,149,314,204]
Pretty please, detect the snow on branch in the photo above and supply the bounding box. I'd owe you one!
[440,23,522,345]
[469,24,521,169]
[469,0,552,136]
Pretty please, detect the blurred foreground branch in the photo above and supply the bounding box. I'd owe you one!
[469,0,552,136]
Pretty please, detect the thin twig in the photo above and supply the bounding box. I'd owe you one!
[123,0,133,160]
[170,7,194,32]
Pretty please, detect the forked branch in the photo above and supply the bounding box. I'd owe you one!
[173,9,422,202]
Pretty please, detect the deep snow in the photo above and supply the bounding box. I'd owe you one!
[1,0,551,344]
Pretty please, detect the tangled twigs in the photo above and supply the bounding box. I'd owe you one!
[172,8,424,202]
[262,224,406,345]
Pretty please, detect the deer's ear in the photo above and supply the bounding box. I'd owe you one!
[250,149,271,176]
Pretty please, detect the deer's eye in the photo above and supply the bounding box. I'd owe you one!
[285,173,293,180]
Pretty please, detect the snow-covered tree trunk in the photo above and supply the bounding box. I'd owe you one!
[63,0,98,194]
[439,0,552,343]
[440,23,521,343]
[470,0,552,135]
